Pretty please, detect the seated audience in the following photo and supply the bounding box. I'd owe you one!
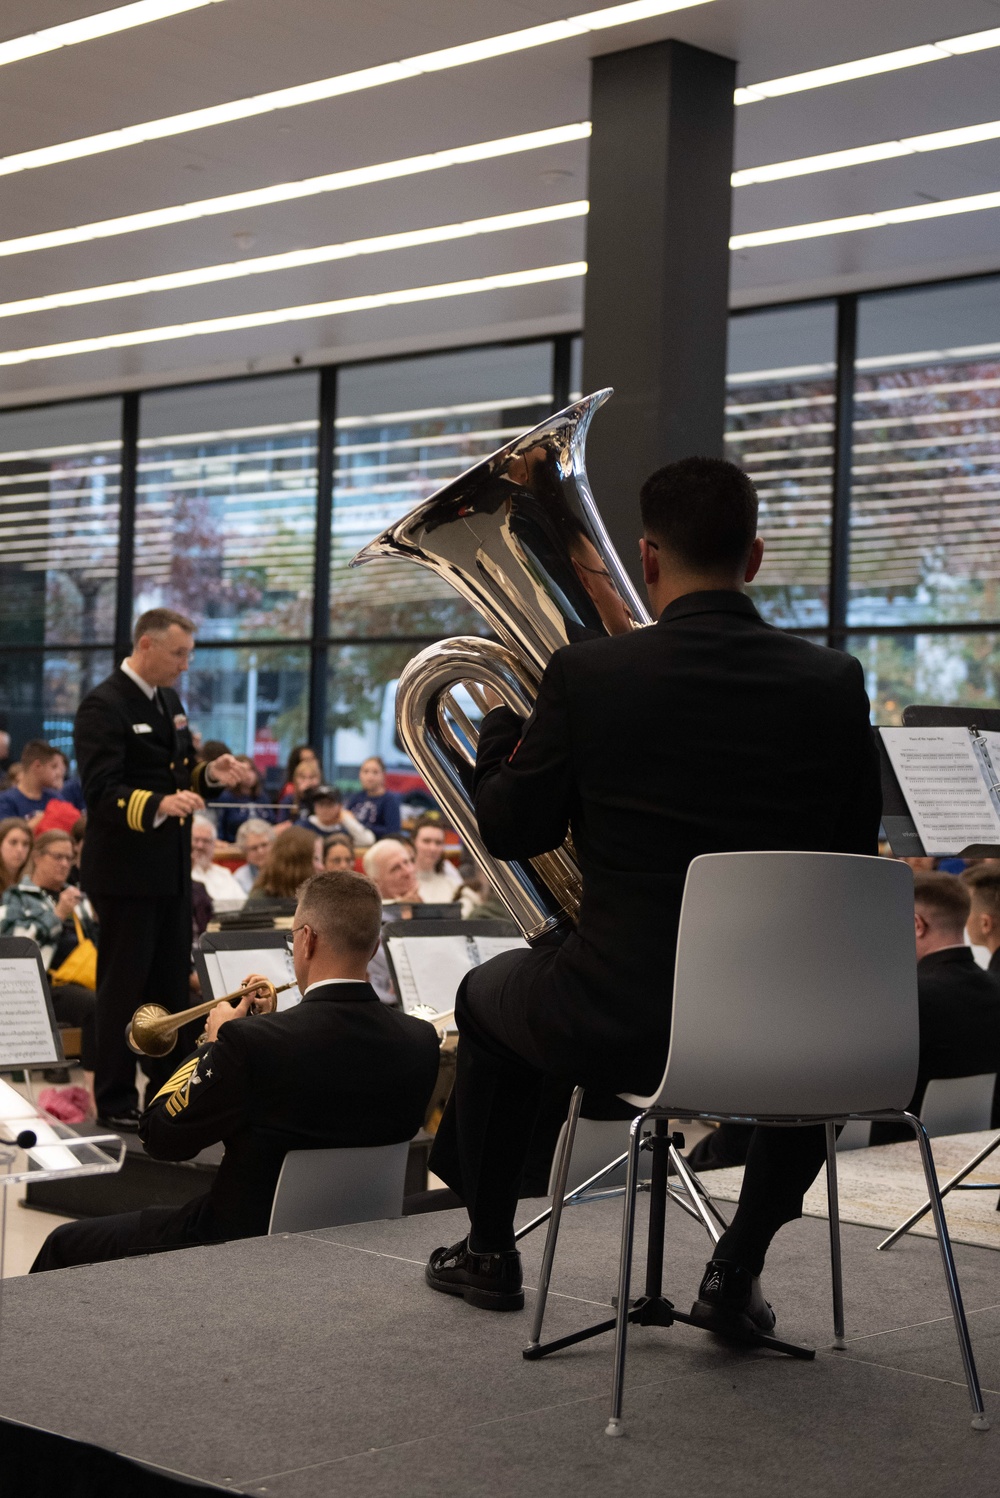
[278,756,322,822]
[964,865,1000,974]
[363,839,422,909]
[346,756,402,840]
[412,815,462,903]
[279,743,320,801]
[249,826,323,899]
[0,817,33,893]
[197,738,232,765]
[687,870,1000,1169]
[456,862,508,921]
[0,740,63,824]
[52,749,86,812]
[215,756,273,844]
[298,784,374,847]
[323,832,356,872]
[190,815,247,913]
[31,870,441,1271]
[233,818,276,895]
[0,829,98,1082]
[68,814,86,886]
[2,761,22,793]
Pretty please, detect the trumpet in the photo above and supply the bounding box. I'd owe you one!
[126,979,296,1058]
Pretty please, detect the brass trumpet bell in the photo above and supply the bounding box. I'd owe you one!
[126,979,290,1058]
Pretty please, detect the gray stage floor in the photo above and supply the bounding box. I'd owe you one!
[2,1192,998,1496]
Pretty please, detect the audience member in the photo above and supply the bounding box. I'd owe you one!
[0,829,98,1082]
[0,817,33,893]
[687,870,1000,1169]
[0,726,9,775]
[233,818,275,895]
[278,757,322,822]
[215,756,273,844]
[323,832,356,872]
[346,756,402,840]
[411,815,462,903]
[456,862,507,921]
[299,784,374,846]
[190,815,247,913]
[964,865,1000,974]
[52,749,86,811]
[30,870,441,1271]
[69,815,86,886]
[249,826,321,899]
[0,740,63,825]
[198,739,232,765]
[279,744,320,801]
[363,839,422,907]
[3,762,22,791]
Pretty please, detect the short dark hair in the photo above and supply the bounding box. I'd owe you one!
[914,871,970,930]
[963,866,1000,920]
[133,608,195,645]
[639,457,759,572]
[199,740,231,763]
[296,870,382,957]
[20,739,57,770]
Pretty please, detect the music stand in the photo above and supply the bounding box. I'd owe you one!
[879,704,1000,858]
[196,930,301,1009]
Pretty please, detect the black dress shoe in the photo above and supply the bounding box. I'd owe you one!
[425,1238,524,1311]
[689,1258,776,1341]
[97,1108,142,1134]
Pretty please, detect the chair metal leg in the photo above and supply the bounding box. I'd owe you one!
[668,1144,723,1246]
[824,1122,846,1350]
[526,1086,584,1350]
[515,1150,629,1242]
[606,1113,646,1438]
[904,1114,990,1431]
[878,1129,1000,1252]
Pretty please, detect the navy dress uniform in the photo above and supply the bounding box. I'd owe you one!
[30,979,440,1271]
[75,665,213,1118]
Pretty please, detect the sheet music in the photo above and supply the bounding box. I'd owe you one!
[0,958,58,1066]
[881,727,1000,854]
[472,935,529,964]
[386,934,529,1020]
[212,947,301,1011]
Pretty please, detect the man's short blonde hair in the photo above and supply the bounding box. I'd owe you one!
[296,870,382,957]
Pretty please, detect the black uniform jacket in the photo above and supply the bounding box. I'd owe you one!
[911,947,1000,1112]
[139,981,440,1241]
[472,590,882,1089]
[75,667,209,899]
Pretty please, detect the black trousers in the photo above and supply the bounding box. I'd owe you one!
[48,981,97,1071]
[430,953,828,1273]
[90,891,193,1117]
[30,1199,211,1274]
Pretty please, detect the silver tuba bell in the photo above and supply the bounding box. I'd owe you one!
[351,389,650,940]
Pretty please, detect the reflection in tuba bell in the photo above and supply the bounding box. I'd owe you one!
[351,390,650,940]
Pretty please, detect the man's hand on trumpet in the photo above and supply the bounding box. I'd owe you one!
[203,973,272,1042]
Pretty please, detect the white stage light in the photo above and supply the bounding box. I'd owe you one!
[735,26,1000,104]
[731,189,1000,250]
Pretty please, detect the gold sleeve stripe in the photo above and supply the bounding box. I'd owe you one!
[127,788,152,831]
[150,1056,199,1104]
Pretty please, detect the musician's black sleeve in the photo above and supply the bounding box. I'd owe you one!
[139,1024,250,1161]
[472,650,573,860]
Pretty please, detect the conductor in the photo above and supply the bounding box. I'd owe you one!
[75,609,254,1129]
[426,457,880,1334]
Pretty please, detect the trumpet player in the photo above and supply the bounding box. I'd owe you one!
[31,871,439,1274]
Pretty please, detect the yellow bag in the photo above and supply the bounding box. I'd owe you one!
[49,909,98,991]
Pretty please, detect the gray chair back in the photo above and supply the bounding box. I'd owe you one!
[622,852,918,1117]
[268,1142,409,1235]
[920,1074,997,1139]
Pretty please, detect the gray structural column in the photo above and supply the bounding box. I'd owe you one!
[582,39,736,585]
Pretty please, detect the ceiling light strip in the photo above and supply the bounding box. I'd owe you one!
[731,188,1000,249]
[0,203,588,321]
[733,117,1000,186]
[0,1,711,179]
[0,262,586,367]
[0,0,226,69]
[734,25,1000,104]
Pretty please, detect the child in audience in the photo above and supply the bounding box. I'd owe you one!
[299,784,374,846]
[345,757,402,840]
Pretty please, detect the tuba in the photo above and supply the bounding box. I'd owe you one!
[351,389,650,940]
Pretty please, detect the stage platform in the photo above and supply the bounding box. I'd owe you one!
[2,1192,998,1496]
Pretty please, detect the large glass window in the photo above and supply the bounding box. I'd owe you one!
[849,276,1000,627]
[0,400,121,647]
[135,374,319,641]
[0,649,114,758]
[849,632,1000,726]
[324,643,419,785]
[332,343,554,638]
[726,303,837,628]
[181,646,309,796]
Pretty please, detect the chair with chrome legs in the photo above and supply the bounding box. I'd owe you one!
[524,851,989,1436]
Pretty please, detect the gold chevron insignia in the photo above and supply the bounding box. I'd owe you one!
[151,1056,199,1105]
[127,788,152,831]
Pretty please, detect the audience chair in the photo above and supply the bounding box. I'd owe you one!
[524,852,988,1435]
[880,1072,1000,1251]
[268,1142,409,1234]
